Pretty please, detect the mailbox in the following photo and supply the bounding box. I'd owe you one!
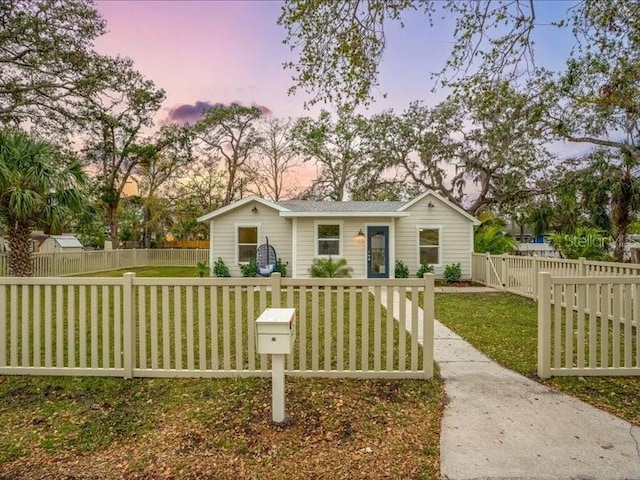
[255,308,296,355]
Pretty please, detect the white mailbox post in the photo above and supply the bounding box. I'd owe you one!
[255,308,296,423]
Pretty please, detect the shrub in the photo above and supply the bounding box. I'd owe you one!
[309,257,353,278]
[444,263,462,283]
[395,260,409,278]
[240,257,258,277]
[474,225,518,254]
[212,257,230,277]
[548,227,612,261]
[196,261,208,278]
[274,257,288,277]
[416,263,434,278]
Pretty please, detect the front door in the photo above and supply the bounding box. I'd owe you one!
[367,226,389,278]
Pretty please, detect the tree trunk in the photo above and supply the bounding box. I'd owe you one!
[142,204,151,248]
[7,221,34,277]
[108,203,119,248]
[612,179,632,262]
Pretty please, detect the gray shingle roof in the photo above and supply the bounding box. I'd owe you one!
[277,200,405,213]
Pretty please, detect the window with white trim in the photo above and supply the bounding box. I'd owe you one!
[418,227,440,265]
[316,223,341,256]
[237,226,258,263]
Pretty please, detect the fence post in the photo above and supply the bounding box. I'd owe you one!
[579,257,586,276]
[533,256,539,299]
[271,272,282,307]
[485,253,490,286]
[537,271,551,379]
[123,272,136,379]
[423,273,435,378]
[501,254,507,291]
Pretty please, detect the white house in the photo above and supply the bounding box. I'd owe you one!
[39,235,84,253]
[197,190,480,279]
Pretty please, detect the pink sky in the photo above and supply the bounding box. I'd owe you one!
[93,0,461,122]
[94,1,576,121]
[94,1,581,200]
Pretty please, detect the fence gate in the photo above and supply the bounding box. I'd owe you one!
[484,254,504,290]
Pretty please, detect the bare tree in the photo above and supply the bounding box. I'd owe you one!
[247,117,303,201]
[194,104,263,206]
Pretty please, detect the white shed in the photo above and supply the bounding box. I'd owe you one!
[197,190,480,279]
[39,235,84,253]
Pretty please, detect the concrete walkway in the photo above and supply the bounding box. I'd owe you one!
[378,289,640,480]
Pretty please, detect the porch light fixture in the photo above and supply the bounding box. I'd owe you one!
[355,229,366,244]
[251,206,258,213]
[427,201,434,208]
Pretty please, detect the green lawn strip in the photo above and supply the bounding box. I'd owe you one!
[0,376,443,478]
[431,292,640,426]
[79,266,201,278]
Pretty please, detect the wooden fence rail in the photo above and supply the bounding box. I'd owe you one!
[0,249,209,277]
[472,253,640,299]
[537,272,640,378]
[0,274,435,379]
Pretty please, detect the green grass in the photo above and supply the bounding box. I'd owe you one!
[81,266,202,277]
[432,292,640,425]
[2,285,424,373]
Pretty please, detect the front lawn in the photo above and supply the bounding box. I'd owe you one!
[433,292,640,425]
[0,266,443,478]
[0,376,442,478]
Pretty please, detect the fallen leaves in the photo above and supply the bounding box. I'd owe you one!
[0,377,443,479]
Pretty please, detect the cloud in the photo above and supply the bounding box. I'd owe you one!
[251,102,272,116]
[162,100,273,125]
[163,101,219,124]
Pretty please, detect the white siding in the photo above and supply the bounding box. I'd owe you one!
[209,201,292,277]
[395,194,473,278]
[294,217,390,278]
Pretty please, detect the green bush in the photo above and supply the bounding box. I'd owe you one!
[474,224,518,254]
[212,257,230,277]
[309,257,353,278]
[548,227,612,261]
[240,258,258,277]
[444,263,462,283]
[416,263,435,278]
[274,258,288,277]
[196,261,208,278]
[395,260,409,278]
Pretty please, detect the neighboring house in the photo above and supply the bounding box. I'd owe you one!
[39,235,84,253]
[197,190,480,279]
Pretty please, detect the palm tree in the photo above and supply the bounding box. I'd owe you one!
[308,257,353,278]
[474,225,518,254]
[0,129,86,276]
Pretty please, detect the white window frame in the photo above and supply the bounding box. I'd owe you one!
[314,220,343,257]
[235,223,260,264]
[416,225,441,267]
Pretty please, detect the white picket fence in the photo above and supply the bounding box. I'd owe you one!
[0,249,208,277]
[472,253,640,299]
[0,273,435,379]
[472,254,640,378]
[537,272,640,378]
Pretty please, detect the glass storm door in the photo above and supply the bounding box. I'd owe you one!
[367,226,389,278]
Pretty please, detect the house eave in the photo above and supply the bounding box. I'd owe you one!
[197,196,289,223]
[399,189,481,225]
